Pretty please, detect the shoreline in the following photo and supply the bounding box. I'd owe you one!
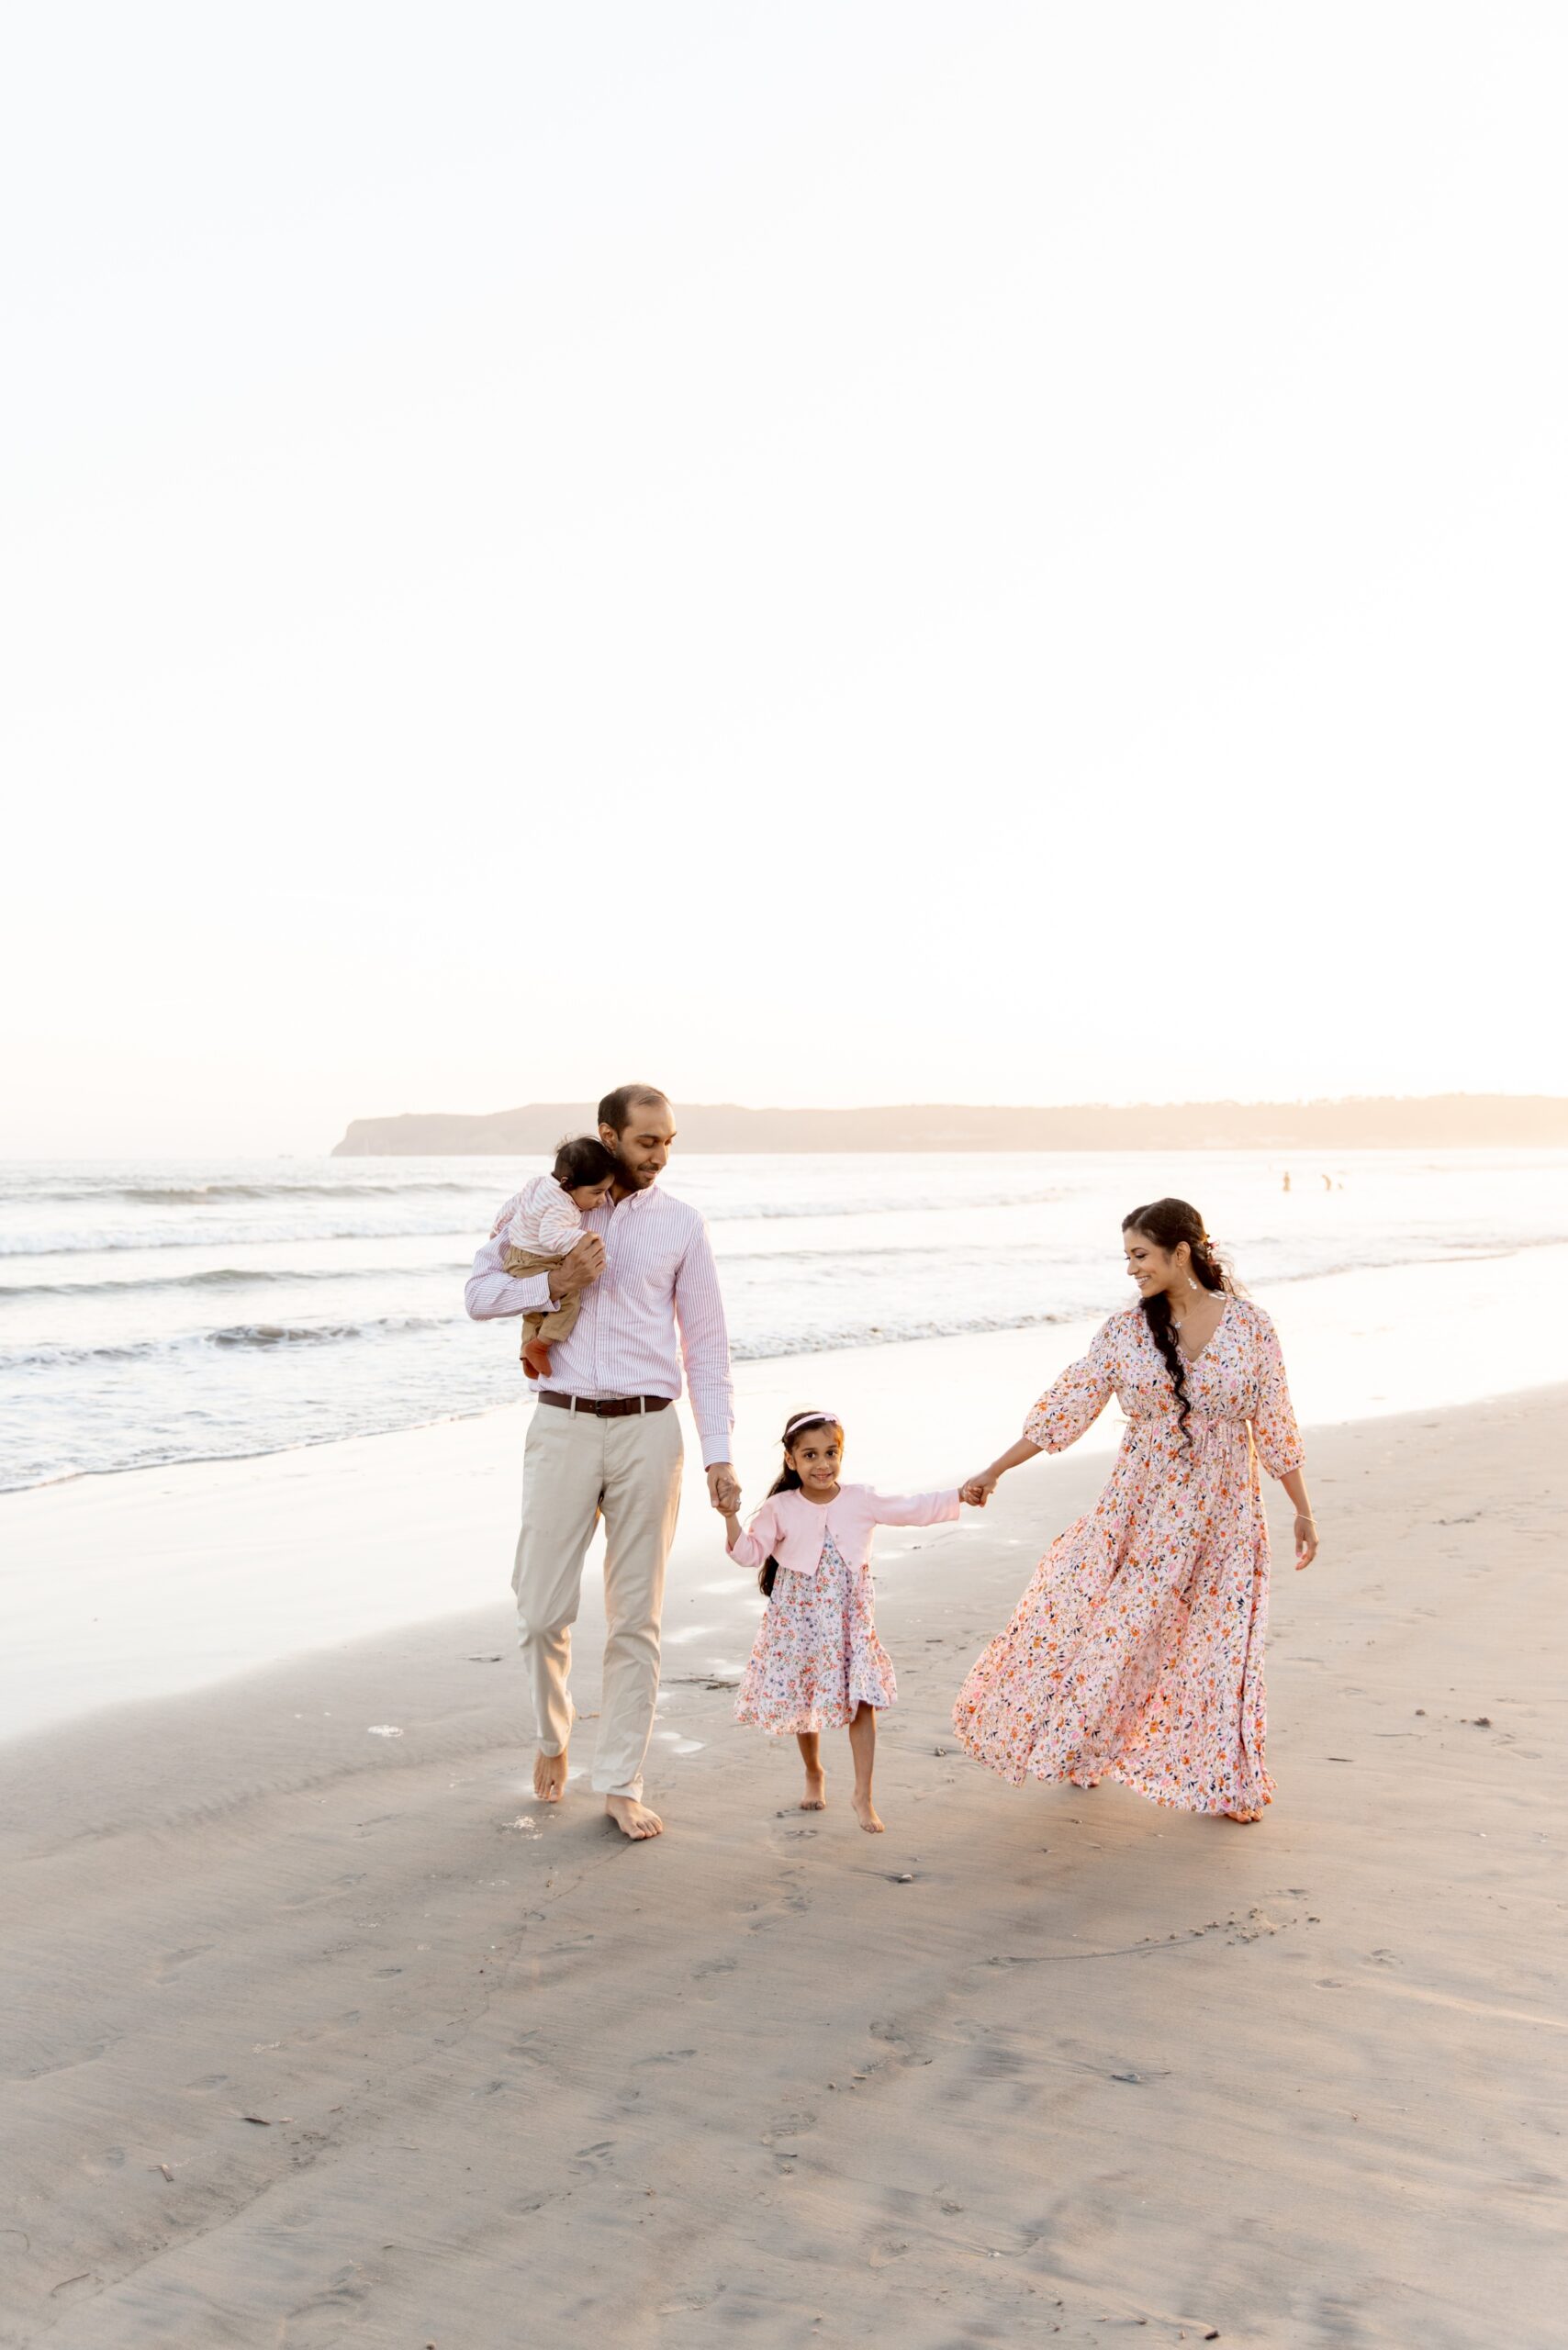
[3,1386,1562,2346]
[6,1244,1568,1745]
[5,1244,1568,1744]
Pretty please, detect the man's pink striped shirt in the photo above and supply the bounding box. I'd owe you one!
[464,1181,735,1466]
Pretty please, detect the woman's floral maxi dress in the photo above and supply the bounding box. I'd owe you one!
[952,1297,1304,1817]
[735,1530,898,1735]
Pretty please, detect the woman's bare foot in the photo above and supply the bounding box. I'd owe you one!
[606,1794,663,1841]
[801,1768,827,1811]
[1222,1807,1263,1824]
[533,1751,568,1803]
[851,1789,884,1833]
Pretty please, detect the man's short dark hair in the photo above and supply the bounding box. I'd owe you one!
[598,1083,670,1136]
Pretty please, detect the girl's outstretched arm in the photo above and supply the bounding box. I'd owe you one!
[866,1487,962,1528]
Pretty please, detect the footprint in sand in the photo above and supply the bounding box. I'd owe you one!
[153,1945,214,1985]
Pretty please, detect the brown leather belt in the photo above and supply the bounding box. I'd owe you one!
[539,1391,673,1418]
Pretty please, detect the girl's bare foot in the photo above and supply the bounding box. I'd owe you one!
[534,1751,568,1802]
[851,1790,884,1833]
[801,1768,827,1811]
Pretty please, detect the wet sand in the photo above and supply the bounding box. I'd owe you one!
[2,1387,1562,2348]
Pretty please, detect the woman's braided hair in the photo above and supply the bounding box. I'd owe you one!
[1122,1198,1235,1444]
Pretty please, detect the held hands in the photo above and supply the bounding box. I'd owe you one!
[707,1463,741,1516]
[960,1472,999,1508]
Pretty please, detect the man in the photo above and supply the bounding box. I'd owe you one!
[465,1085,739,1841]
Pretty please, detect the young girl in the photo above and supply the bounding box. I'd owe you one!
[722,1410,964,1832]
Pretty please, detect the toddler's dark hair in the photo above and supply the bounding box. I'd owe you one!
[757,1410,844,1598]
[553,1134,619,1190]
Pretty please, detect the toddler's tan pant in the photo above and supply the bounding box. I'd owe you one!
[500,1245,582,1358]
[511,1400,684,1799]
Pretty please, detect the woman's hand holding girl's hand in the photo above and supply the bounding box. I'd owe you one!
[961,1473,998,1507]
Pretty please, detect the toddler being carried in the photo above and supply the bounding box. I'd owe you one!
[499,1135,618,1380]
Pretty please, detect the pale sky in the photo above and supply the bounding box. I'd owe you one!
[3,3,1564,1157]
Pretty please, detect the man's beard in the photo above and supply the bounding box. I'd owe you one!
[609,1141,655,1190]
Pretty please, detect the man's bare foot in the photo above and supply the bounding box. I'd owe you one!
[801,1768,827,1811]
[606,1794,663,1841]
[851,1790,884,1833]
[533,1751,568,1803]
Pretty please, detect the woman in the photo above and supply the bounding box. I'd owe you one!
[953,1199,1316,1822]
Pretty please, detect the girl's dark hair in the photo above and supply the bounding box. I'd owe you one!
[757,1411,843,1597]
[553,1134,619,1189]
[1120,1198,1236,1444]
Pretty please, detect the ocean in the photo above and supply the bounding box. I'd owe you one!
[3,1147,1565,1495]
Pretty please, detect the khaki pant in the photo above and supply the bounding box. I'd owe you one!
[511,1400,684,1798]
[500,1245,583,1360]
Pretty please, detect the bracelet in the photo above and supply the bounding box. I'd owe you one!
[1294,1512,1316,1524]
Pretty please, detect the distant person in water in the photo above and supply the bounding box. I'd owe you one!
[952,1198,1316,1823]
[498,1135,619,1380]
[465,1086,738,1841]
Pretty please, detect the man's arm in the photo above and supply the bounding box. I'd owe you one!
[673,1220,736,1475]
[465,1232,604,1321]
[465,1239,554,1322]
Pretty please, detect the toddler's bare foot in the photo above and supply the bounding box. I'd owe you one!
[801,1768,827,1811]
[851,1790,884,1833]
[606,1794,663,1841]
[533,1751,568,1803]
[521,1337,553,1380]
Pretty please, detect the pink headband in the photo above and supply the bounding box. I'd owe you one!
[785,1411,840,1439]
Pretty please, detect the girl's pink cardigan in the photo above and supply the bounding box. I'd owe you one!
[726,1481,961,1580]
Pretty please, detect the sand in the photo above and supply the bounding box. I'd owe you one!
[2,1386,1562,2348]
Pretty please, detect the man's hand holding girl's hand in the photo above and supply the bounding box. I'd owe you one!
[707,1464,741,1515]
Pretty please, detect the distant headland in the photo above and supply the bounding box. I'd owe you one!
[330,1094,1568,1156]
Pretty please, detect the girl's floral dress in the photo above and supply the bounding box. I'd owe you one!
[952,1297,1304,1817]
[735,1529,898,1734]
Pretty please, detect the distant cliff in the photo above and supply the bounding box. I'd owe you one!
[330,1094,1568,1155]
